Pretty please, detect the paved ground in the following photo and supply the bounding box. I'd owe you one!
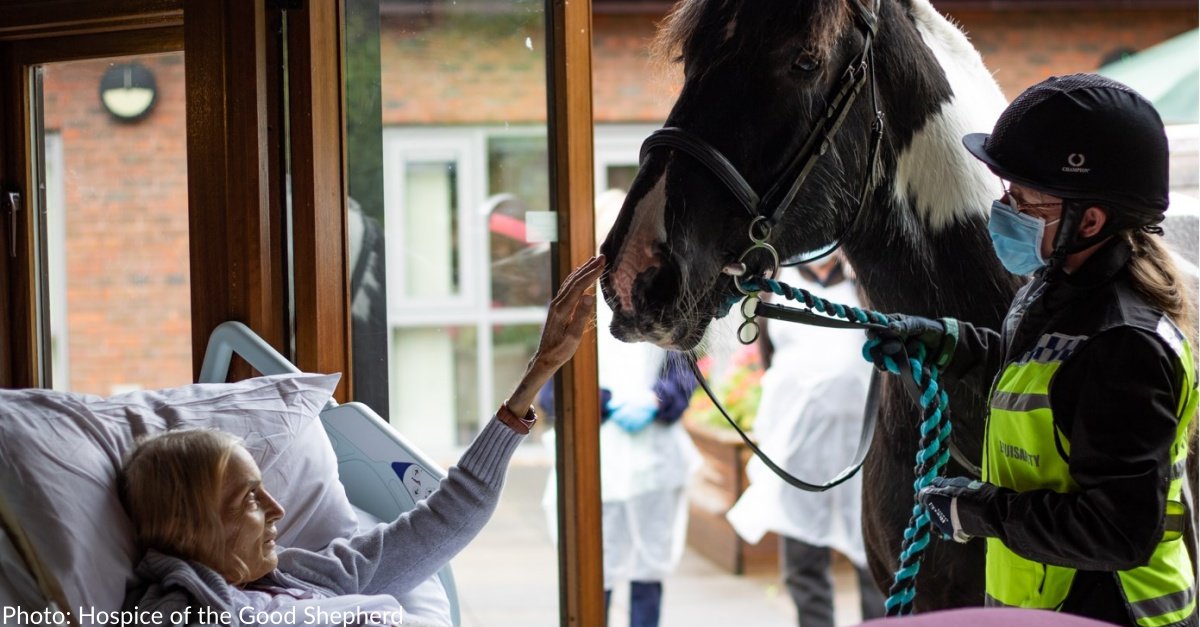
[450,457,864,627]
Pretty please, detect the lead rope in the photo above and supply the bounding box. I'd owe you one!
[733,276,954,616]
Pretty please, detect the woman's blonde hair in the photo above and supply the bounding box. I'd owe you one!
[1125,229,1199,447]
[120,429,250,582]
[1126,230,1197,346]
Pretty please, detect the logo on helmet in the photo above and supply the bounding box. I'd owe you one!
[1063,153,1090,173]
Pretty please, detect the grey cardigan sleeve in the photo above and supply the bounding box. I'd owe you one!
[274,416,525,596]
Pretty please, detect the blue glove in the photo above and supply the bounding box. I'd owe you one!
[917,476,998,543]
[610,400,658,433]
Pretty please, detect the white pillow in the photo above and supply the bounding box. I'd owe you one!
[0,372,360,623]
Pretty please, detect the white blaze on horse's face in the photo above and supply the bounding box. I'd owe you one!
[608,170,668,319]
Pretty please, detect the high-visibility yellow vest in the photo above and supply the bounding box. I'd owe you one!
[983,317,1197,627]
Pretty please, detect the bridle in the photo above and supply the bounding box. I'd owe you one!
[631,4,981,606]
[639,0,885,288]
[633,0,891,493]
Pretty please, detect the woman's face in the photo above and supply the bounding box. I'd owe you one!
[220,445,286,583]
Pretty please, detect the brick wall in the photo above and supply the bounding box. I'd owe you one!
[42,53,191,395]
[377,13,678,124]
[592,14,680,122]
[379,6,1196,124]
[379,14,549,124]
[949,9,1196,99]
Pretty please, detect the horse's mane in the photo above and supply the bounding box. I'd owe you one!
[652,0,852,67]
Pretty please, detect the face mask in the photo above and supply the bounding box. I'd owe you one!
[987,200,1060,276]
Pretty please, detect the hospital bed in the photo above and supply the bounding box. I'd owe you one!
[0,321,460,627]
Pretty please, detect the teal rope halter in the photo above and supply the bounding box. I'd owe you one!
[738,276,954,617]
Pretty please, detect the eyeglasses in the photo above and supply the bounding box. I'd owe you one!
[1001,182,1062,217]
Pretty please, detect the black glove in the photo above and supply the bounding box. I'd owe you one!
[863,314,958,373]
[917,476,999,542]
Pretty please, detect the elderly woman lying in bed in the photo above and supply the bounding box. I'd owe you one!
[117,256,605,627]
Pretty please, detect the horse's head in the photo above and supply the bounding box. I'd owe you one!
[600,0,891,349]
[600,0,1007,349]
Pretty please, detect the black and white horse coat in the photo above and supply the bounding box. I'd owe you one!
[601,0,1025,609]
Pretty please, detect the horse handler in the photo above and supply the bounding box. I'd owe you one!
[867,74,1196,627]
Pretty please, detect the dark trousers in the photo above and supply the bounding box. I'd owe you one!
[604,581,663,627]
[782,537,885,627]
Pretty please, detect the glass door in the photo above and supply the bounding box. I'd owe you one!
[346,2,566,623]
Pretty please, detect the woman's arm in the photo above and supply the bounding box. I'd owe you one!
[276,416,524,595]
[276,255,605,596]
[943,279,1048,391]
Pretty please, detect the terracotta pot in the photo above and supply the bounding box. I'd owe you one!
[684,420,779,575]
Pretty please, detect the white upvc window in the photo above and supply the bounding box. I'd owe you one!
[381,123,658,452]
[383,131,481,315]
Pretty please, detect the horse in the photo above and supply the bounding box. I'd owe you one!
[598,0,1023,610]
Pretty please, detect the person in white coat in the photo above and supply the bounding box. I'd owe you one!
[595,292,701,627]
[542,190,700,627]
[725,256,884,627]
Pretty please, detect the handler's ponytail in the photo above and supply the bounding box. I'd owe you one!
[1126,230,1199,451]
[1126,230,1196,347]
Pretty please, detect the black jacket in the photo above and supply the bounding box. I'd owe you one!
[946,239,1194,626]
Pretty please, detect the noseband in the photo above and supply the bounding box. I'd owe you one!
[639,0,884,277]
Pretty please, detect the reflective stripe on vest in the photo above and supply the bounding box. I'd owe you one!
[983,324,1197,627]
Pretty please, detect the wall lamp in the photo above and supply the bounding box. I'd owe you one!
[99,62,157,123]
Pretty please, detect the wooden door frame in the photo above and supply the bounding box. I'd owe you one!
[546,0,603,623]
[182,0,291,385]
[183,0,351,397]
[0,0,181,40]
[0,0,353,397]
[284,0,352,387]
[0,1,184,388]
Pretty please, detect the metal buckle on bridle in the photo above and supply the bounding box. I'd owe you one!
[736,295,762,344]
[728,217,779,290]
[845,59,866,83]
[721,216,780,344]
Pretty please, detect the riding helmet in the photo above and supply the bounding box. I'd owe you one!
[963,73,1170,227]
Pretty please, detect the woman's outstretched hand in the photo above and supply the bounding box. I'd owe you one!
[505,255,605,413]
[533,255,606,372]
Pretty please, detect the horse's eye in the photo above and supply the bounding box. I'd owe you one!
[791,54,820,74]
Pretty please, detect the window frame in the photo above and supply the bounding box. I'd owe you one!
[545,0,603,622]
[383,125,571,447]
[594,123,658,191]
[382,129,480,314]
[0,0,604,623]
[0,9,185,389]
